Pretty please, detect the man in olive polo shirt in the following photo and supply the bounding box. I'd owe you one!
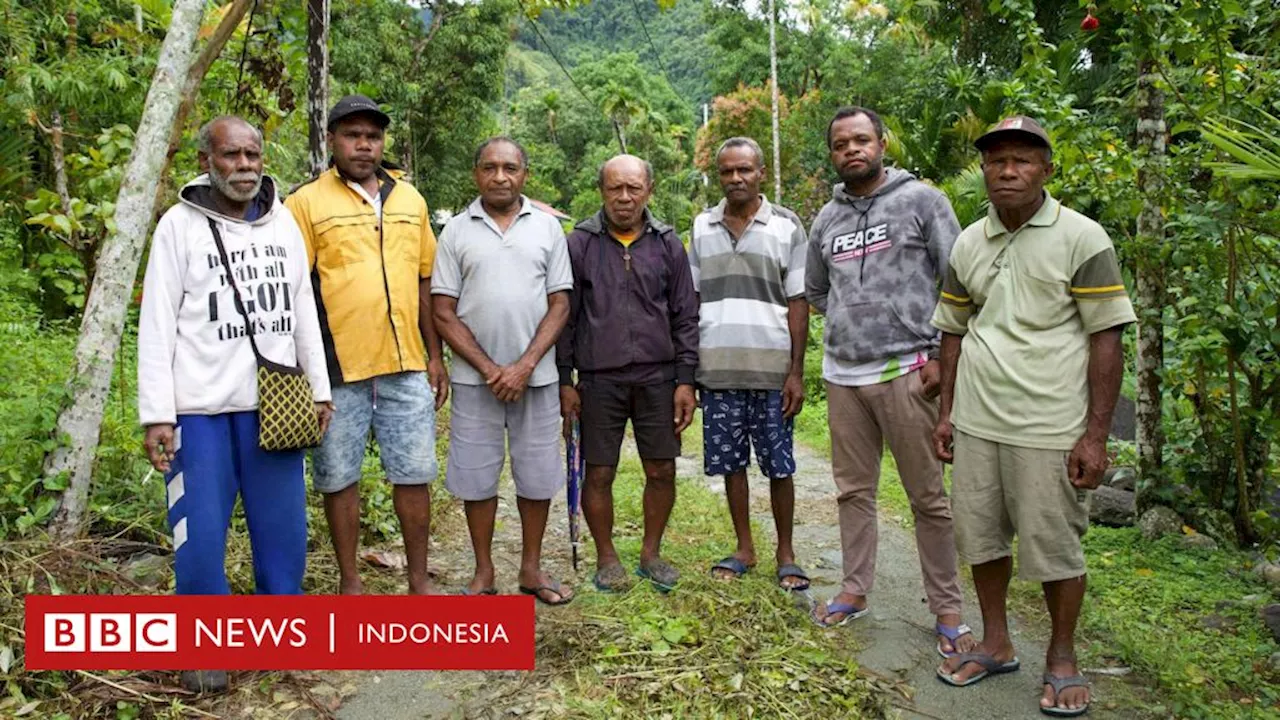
[931,117,1135,717]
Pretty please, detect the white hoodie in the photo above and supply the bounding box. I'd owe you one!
[137,175,331,426]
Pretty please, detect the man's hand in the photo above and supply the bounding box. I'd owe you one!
[782,373,805,418]
[144,424,176,473]
[560,385,581,439]
[673,384,696,434]
[932,416,954,463]
[919,359,941,400]
[428,359,449,410]
[315,402,335,436]
[488,360,535,403]
[1067,434,1109,489]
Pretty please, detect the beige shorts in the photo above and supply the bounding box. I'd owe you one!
[951,430,1090,582]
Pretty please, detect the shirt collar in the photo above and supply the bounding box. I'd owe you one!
[708,195,774,226]
[467,195,532,221]
[983,190,1060,238]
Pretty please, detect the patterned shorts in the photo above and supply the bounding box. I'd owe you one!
[700,389,796,480]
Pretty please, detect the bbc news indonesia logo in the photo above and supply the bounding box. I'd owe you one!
[25,595,535,671]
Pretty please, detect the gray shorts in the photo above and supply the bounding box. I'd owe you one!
[311,371,438,494]
[445,383,563,501]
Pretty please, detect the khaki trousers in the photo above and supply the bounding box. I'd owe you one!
[827,371,963,615]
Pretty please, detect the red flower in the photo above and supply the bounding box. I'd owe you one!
[1080,12,1100,31]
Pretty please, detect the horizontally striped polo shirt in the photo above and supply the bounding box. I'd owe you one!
[689,196,807,390]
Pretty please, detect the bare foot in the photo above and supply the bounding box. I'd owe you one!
[466,567,497,595]
[339,576,364,595]
[1042,658,1090,713]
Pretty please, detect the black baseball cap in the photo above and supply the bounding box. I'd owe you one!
[327,95,391,131]
[974,115,1052,152]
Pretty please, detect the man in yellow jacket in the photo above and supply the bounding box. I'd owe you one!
[285,95,447,595]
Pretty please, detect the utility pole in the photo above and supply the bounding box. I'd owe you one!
[767,0,782,202]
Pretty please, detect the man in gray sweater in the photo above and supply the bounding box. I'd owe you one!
[806,106,975,659]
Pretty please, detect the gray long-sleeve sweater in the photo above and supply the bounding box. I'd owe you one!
[805,167,960,369]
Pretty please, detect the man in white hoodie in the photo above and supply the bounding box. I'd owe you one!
[137,116,332,691]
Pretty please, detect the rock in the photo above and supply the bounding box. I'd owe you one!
[1138,506,1183,540]
[122,553,169,588]
[1110,395,1135,441]
[1090,486,1136,527]
[1103,467,1137,492]
[1199,613,1234,630]
[1186,508,1238,546]
[1179,534,1218,551]
[1261,605,1280,643]
[1266,565,1280,588]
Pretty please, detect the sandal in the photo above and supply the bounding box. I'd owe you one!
[776,563,811,592]
[936,651,1021,687]
[811,599,869,628]
[710,556,752,579]
[1040,673,1090,717]
[458,586,497,596]
[636,558,680,592]
[518,578,574,606]
[936,622,974,658]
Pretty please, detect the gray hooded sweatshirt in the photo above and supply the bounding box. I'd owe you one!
[805,167,960,375]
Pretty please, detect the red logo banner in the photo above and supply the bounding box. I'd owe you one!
[24,595,535,671]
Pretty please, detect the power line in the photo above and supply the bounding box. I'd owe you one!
[515,0,600,116]
[627,0,674,91]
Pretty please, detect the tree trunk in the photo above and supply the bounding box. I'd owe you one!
[767,0,782,203]
[46,0,208,542]
[306,0,330,178]
[1134,57,1166,506]
[160,0,255,183]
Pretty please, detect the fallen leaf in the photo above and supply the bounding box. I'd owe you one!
[277,701,299,711]
[0,645,12,673]
[361,549,407,569]
[14,701,39,717]
[1135,568,1154,577]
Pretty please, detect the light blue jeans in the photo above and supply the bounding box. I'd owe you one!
[311,371,437,493]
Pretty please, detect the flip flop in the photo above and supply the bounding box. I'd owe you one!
[518,579,574,606]
[636,558,680,593]
[1041,673,1090,717]
[710,556,752,579]
[936,622,974,658]
[811,600,869,628]
[457,587,497,596]
[593,564,630,593]
[936,651,1021,687]
[776,563,811,592]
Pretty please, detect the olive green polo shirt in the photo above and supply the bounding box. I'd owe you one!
[931,192,1136,450]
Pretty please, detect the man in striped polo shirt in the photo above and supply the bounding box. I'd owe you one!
[690,137,811,592]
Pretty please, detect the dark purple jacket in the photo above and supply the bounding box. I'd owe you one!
[556,209,699,386]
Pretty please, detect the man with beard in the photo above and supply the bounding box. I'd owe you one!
[557,154,699,593]
[138,115,333,693]
[690,137,811,592]
[431,137,574,604]
[805,107,975,658]
[286,95,446,595]
[933,117,1134,717]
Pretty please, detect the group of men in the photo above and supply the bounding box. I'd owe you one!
[139,94,1132,716]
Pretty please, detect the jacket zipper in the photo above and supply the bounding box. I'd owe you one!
[374,184,404,370]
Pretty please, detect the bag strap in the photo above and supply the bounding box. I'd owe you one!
[207,217,265,362]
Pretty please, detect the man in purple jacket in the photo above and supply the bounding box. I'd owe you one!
[557,154,699,593]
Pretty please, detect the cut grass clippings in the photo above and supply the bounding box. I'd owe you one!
[498,448,898,720]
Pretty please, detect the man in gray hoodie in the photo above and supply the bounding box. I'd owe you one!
[805,106,975,658]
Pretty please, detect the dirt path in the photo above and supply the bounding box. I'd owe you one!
[334,438,1125,720]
